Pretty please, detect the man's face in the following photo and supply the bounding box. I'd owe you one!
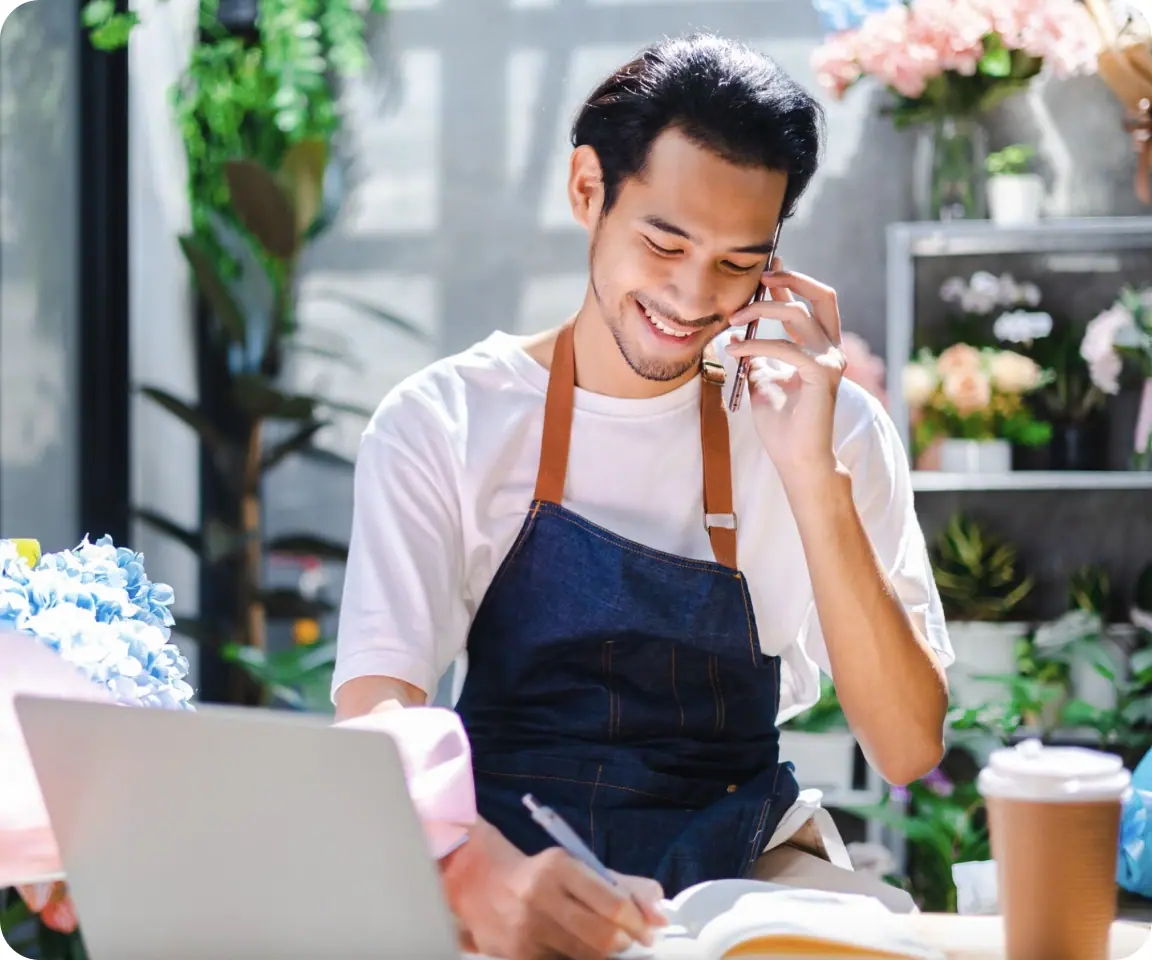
[573,128,789,384]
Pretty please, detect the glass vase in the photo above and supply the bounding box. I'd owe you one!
[912,115,989,221]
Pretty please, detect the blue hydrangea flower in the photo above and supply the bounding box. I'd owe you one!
[811,0,901,33]
[0,536,194,711]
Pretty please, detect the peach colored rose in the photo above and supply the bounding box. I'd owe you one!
[988,350,1042,393]
[942,369,991,415]
[936,343,982,378]
[901,361,938,409]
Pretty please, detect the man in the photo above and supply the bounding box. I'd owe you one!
[334,32,953,960]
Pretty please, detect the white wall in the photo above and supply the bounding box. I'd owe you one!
[128,0,201,687]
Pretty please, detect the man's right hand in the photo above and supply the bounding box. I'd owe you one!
[442,819,666,960]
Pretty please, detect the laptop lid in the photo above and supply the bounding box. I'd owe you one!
[13,694,461,960]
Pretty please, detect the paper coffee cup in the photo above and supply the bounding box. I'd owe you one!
[978,739,1131,960]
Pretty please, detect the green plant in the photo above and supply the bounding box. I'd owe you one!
[781,676,847,733]
[850,767,990,913]
[1060,646,1152,764]
[222,636,337,713]
[986,144,1035,176]
[1069,563,1111,616]
[929,514,1034,622]
[76,0,418,706]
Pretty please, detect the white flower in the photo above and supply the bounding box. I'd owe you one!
[993,310,1053,344]
[1021,283,1042,307]
[1034,610,1103,652]
[940,277,968,304]
[1082,304,1137,395]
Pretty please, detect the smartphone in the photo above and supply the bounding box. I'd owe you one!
[727,220,784,413]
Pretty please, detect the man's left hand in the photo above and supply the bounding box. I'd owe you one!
[725,259,846,482]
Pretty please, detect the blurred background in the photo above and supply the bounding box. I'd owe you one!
[4,0,1152,939]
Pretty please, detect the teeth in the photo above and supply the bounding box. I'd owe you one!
[644,307,690,338]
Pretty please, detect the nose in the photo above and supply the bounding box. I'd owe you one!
[667,261,719,323]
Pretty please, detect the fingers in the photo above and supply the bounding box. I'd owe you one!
[760,264,842,345]
[613,874,667,928]
[737,257,841,347]
[727,299,827,352]
[563,861,656,946]
[524,850,659,959]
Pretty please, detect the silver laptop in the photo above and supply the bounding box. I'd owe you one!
[13,694,462,960]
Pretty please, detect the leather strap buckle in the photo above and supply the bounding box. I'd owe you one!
[705,512,737,531]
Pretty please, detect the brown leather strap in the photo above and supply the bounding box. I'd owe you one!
[699,358,738,570]
[533,323,576,504]
[532,324,738,569]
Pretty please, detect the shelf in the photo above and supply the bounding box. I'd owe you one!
[912,470,1152,492]
[888,216,1152,258]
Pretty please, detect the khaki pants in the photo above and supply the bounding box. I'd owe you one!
[751,820,918,915]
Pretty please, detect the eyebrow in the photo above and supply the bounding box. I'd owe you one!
[641,215,778,256]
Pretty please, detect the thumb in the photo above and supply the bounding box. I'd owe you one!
[612,873,667,926]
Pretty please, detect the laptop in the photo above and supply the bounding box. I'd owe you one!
[12,694,462,960]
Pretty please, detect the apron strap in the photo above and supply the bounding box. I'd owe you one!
[700,348,737,570]
[533,324,739,569]
[533,322,577,505]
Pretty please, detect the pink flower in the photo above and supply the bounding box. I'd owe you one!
[17,880,79,935]
[842,332,888,407]
[812,30,862,100]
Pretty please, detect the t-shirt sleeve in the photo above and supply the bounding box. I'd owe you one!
[331,422,469,702]
[800,399,954,680]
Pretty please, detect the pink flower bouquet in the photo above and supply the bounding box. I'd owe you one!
[812,0,1100,125]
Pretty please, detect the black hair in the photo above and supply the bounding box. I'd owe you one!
[571,33,824,219]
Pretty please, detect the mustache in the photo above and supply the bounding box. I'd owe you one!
[633,294,724,329]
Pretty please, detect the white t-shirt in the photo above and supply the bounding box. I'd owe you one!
[333,329,953,721]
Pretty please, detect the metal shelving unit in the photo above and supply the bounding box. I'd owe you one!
[885,216,1152,455]
[912,470,1152,492]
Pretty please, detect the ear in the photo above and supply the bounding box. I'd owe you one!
[568,145,604,230]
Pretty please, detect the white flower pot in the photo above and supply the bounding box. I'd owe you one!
[987,173,1045,226]
[1071,625,1134,712]
[778,730,857,795]
[938,438,1012,473]
[946,621,1029,710]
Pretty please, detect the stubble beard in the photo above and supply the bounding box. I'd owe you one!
[589,252,703,385]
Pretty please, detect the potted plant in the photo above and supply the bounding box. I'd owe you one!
[1081,287,1152,470]
[930,515,1034,710]
[778,677,857,798]
[985,145,1045,225]
[903,345,1052,472]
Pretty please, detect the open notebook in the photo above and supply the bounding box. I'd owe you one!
[618,880,944,960]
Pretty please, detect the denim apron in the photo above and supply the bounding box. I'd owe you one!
[454,323,799,897]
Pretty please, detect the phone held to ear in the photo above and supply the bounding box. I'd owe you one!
[727,221,784,413]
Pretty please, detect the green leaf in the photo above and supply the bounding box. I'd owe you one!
[1130,646,1152,676]
[233,375,317,420]
[978,47,1012,79]
[179,235,246,345]
[262,421,329,472]
[134,508,202,555]
[140,386,228,451]
[260,589,335,620]
[81,0,115,26]
[278,139,328,241]
[266,534,349,563]
[223,160,299,260]
[88,11,141,50]
[310,289,427,341]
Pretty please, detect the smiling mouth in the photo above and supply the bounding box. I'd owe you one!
[635,299,699,341]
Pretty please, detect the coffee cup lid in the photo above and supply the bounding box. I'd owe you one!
[977,738,1132,803]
